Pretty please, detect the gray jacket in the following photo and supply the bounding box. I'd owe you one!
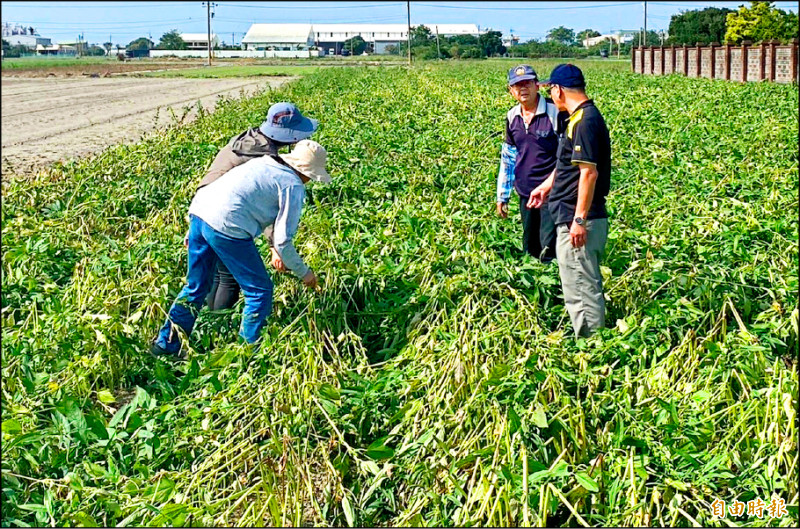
[197,128,278,189]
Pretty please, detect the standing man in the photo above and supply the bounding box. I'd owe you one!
[496,64,566,262]
[529,64,612,338]
[152,140,331,359]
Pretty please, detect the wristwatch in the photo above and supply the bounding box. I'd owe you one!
[574,217,585,226]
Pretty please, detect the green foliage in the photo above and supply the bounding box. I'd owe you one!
[576,29,602,44]
[1,61,797,527]
[479,30,506,57]
[410,25,434,47]
[725,1,800,44]
[157,29,187,50]
[126,37,153,51]
[668,7,733,45]
[547,26,577,46]
[85,45,106,57]
[343,35,367,56]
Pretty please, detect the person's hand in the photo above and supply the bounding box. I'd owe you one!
[528,184,550,209]
[302,270,319,290]
[496,202,508,218]
[270,248,287,272]
[570,221,587,248]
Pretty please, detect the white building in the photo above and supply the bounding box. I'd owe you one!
[2,23,51,48]
[582,33,635,48]
[241,24,314,51]
[242,23,483,55]
[180,33,220,50]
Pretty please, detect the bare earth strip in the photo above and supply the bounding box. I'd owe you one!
[1,76,294,176]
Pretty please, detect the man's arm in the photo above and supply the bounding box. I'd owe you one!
[569,163,598,248]
[496,142,517,217]
[272,185,311,280]
[528,167,556,209]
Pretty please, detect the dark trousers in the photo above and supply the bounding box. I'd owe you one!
[519,195,556,262]
[206,260,241,311]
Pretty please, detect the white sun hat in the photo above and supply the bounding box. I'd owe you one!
[279,139,331,183]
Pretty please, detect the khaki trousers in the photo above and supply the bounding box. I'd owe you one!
[555,218,609,338]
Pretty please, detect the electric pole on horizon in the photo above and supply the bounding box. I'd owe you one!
[203,1,217,66]
[643,1,647,47]
[407,1,412,66]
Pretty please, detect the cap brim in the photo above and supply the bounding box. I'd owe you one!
[259,116,319,143]
[509,74,537,85]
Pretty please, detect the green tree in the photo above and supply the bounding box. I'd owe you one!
[546,26,576,46]
[478,30,506,56]
[725,1,799,44]
[127,37,154,51]
[343,35,367,55]
[157,30,186,50]
[668,7,732,45]
[576,29,601,44]
[86,45,107,56]
[447,34,478,46]
[411,25,434,46]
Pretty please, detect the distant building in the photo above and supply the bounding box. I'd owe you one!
[241,24,314,51]
[2,22,51,48]
[582,33,635,48]
[503,34,520,48]
[312,24,406,55]
[241,23,483,55]
[180,33,220,50]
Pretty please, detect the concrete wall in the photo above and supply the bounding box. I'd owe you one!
[633,41,798,84]
[150,49,324,59]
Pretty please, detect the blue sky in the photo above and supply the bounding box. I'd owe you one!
[2,1,798,47]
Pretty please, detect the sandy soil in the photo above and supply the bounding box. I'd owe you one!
[1,76,294,175]
[1,61,200,78]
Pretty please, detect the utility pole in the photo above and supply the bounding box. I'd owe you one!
[406,0,411,66]
[435,25,441,60]
[203,2,217,66]
[643,1,647,47]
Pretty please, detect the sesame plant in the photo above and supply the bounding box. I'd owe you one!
[1,60,797,527]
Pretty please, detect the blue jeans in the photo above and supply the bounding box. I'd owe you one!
[155,215,273,352]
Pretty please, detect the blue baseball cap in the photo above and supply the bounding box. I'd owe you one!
[508,64,538,86]
[541,63,586,88]
[259,102,318,143]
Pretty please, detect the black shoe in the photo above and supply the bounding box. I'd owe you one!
[150,342,185,362]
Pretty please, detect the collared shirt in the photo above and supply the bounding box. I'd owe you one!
[497,96,567,202]
[548,99,611,227]
[189,155,310,279]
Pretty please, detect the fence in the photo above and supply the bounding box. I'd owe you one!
[149,49,324,59]
[632,39,799,84]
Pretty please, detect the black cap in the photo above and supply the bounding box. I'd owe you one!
[541,63,585,88]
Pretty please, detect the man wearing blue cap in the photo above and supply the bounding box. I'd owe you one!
[529,64,612,338]
[497,64,567,262]
[193,102,319,311]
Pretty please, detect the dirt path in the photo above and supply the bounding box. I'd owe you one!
[1,76,294,175]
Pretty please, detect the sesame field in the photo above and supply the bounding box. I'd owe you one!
[1,60,798,527]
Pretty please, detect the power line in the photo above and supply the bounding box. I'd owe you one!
[414,2,632,10]
[224,2,404,9]
[2,2,190,7]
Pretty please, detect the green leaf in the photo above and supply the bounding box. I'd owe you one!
[532,405,548,428]
[2,419,22,435]
[342,495,355,526]
[366,436,395,460]
[97,389,116,404]
[508,407,521,435]
[319,383,341,401]
[575,472,599,492]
